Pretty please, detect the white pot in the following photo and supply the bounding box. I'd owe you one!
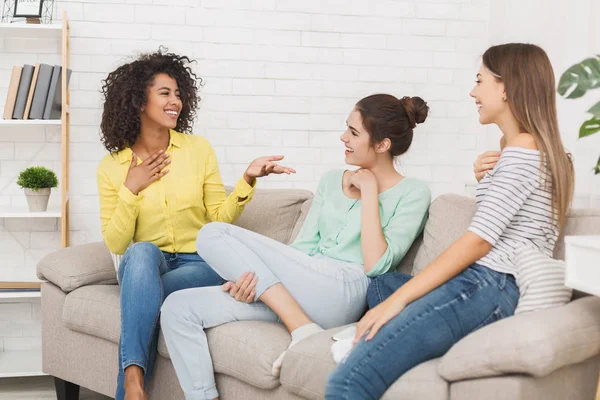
[24,188,51,212]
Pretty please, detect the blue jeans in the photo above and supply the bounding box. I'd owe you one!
[325,263,519,400]
[115,242,224,400]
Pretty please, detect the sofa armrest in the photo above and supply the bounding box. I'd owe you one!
[36,242,117,293]
[438,296,600,381]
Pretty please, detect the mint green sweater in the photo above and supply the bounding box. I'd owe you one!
[291,170,431,277]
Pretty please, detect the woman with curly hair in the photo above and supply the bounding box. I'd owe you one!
[96,49,294,400]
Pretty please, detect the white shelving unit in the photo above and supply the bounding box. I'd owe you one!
[0,12,70,288]
[0,290,43,377]
[0,351,44,378]
[0,210,61,218]
[0,119,61,125]
[0,23,61,38]
[0,291,41,300]
[0,13,70,380]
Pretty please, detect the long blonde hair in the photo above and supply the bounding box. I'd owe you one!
[482,43,574,229]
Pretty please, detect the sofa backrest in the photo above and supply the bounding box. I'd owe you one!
[245,189,600,279]
[290,198,313,244]
[228,187,313,244]
[554,208,600,260]
[411,194,600,275]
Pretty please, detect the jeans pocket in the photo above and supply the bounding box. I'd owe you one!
[474,305,506,331]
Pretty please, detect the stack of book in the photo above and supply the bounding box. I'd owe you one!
[2,63,72,121]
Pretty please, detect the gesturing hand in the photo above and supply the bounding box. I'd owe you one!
[124,150,170,195]
[244,156,296,182]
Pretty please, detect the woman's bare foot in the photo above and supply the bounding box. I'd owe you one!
[124,386,147,400]
[124,365,148,400]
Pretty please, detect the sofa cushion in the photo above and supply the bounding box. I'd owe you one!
[412,194,475,275]
[438,296,600,381]
[228,187,313,245]
[37,242,117,293]
[62,286,290,390]
[159,321,290,390]
[62,285,121,343]
[281,326,448,400]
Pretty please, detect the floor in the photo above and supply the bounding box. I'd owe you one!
[0,376,112,399]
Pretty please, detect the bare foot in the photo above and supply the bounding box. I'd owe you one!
[124,386,147,400]
[124,365,147,400]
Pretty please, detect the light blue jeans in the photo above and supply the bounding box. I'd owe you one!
[115,241,224,400]
[161,222,370,400]
[325,263,519,399]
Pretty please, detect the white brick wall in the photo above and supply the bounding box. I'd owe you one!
[0,0,599,316]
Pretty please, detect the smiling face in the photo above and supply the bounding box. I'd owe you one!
[141,73,182,130]
[470,64,508,125]
[339,108,380,168]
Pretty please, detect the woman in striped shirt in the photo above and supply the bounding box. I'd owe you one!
[326,43,574,399]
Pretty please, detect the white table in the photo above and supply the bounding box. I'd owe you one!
[564,235,600,400]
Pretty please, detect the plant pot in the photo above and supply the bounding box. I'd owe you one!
[24,188,51,212]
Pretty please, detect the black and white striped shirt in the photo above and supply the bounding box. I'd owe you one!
[468,147,558,276]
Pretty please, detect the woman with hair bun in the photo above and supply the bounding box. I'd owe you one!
[160,93,432,400]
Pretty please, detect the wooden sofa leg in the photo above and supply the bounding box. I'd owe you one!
[54,377,80,400]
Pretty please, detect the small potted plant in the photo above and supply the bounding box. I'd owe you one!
[16,166,58,212]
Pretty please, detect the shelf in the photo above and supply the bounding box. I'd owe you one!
[0,350,45,378]
[0,291,41,299]
[565,235,600,297]
[0,119,61,126]
[0,281,43,290]
[0,23,61,38]
[0,210,61,218]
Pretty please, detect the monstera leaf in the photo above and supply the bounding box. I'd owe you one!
[580,116,600,139]
[558,55,600,99]
[558,55,600,175]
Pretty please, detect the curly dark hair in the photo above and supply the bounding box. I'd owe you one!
[100,47,202,153]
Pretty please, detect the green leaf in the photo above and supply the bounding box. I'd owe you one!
[595,156,600,175]
[558,55,600,99]
[16,166,58,190]
[579,117,600,138]
[588,101,600,118]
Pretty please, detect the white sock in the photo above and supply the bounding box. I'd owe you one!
[272,323,323,377]
[331,338,355,363]
[331,325,357,364]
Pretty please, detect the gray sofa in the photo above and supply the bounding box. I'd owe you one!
[37,188,600,400]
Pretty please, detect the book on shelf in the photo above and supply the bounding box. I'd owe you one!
[3,64,72,121]
[22,63,41,120]
[11,64,34,119]
[29,64,54,120]
[43,65,61,119]
[2,66,23,120]
[44,66,71,120]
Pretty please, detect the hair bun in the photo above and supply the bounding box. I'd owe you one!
[400,96,429,128]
